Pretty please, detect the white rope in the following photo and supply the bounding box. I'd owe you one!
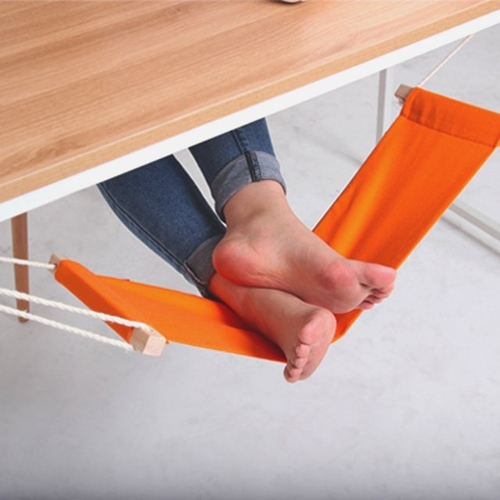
[0,303,134,352]
[0,287,154,333]
[0,255,55,270]
[417,34,474,88]
[0,254,155,353]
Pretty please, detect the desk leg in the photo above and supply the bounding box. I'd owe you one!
[11,213,30,322]
[376,68,395,142]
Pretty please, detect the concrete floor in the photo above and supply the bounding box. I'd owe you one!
[0,23,499,500]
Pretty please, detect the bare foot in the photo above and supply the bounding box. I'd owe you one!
[209,273,336,383]
[214,181,396,314]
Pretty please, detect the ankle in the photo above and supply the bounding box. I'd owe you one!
[222,180,288,226]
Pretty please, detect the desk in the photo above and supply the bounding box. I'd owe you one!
[1,1,499,222]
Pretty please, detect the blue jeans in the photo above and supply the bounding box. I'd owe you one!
[98,119,285,296]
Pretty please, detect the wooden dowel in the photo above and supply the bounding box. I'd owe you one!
[395,84,413,103]
[129,328,166,357]
[11,213,30,322]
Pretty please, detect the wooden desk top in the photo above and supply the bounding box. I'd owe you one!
[0,0,498,205]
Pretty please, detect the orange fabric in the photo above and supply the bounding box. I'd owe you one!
[55,88,500,361]
[55,259,285,362]
[315,88,500,339]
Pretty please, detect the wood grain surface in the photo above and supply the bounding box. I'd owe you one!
[0,1,497,203]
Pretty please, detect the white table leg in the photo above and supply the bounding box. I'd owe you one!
[376,68,395,142]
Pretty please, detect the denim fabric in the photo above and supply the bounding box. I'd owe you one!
[98,156,225,293]
[98,119,285,295]
[190,119,285,217]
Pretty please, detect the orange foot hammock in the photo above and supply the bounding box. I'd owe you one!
[53,87,500,361]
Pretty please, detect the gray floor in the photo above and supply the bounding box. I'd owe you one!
[1,24,499,500]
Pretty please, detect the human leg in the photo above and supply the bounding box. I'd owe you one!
[189,118,286,218]
[98,155,225,296]
[190,119,396,313]
[215,180,396,313]
[97,122,395,381]
[98,154,335,382]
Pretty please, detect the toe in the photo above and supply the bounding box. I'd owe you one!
[358,301,375,310]
[284,363,302,383]
[362,264,397,291]
[294,342,310,358]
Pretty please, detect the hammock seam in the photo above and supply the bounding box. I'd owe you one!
[400,114,500,148]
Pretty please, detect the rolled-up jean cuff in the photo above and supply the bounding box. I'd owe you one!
[211,151,286,219]
[185,234,223,297]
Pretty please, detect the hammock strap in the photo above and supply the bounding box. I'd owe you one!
[0,257,165,356]
[417,34,474,88]
[0,255,55,270]
[0,287,155,332]
[0,303,135,352]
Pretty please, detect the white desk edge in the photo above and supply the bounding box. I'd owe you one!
[1,9,499,224]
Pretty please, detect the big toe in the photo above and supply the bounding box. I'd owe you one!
[288,310,336,382]
[361,263,396,291]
